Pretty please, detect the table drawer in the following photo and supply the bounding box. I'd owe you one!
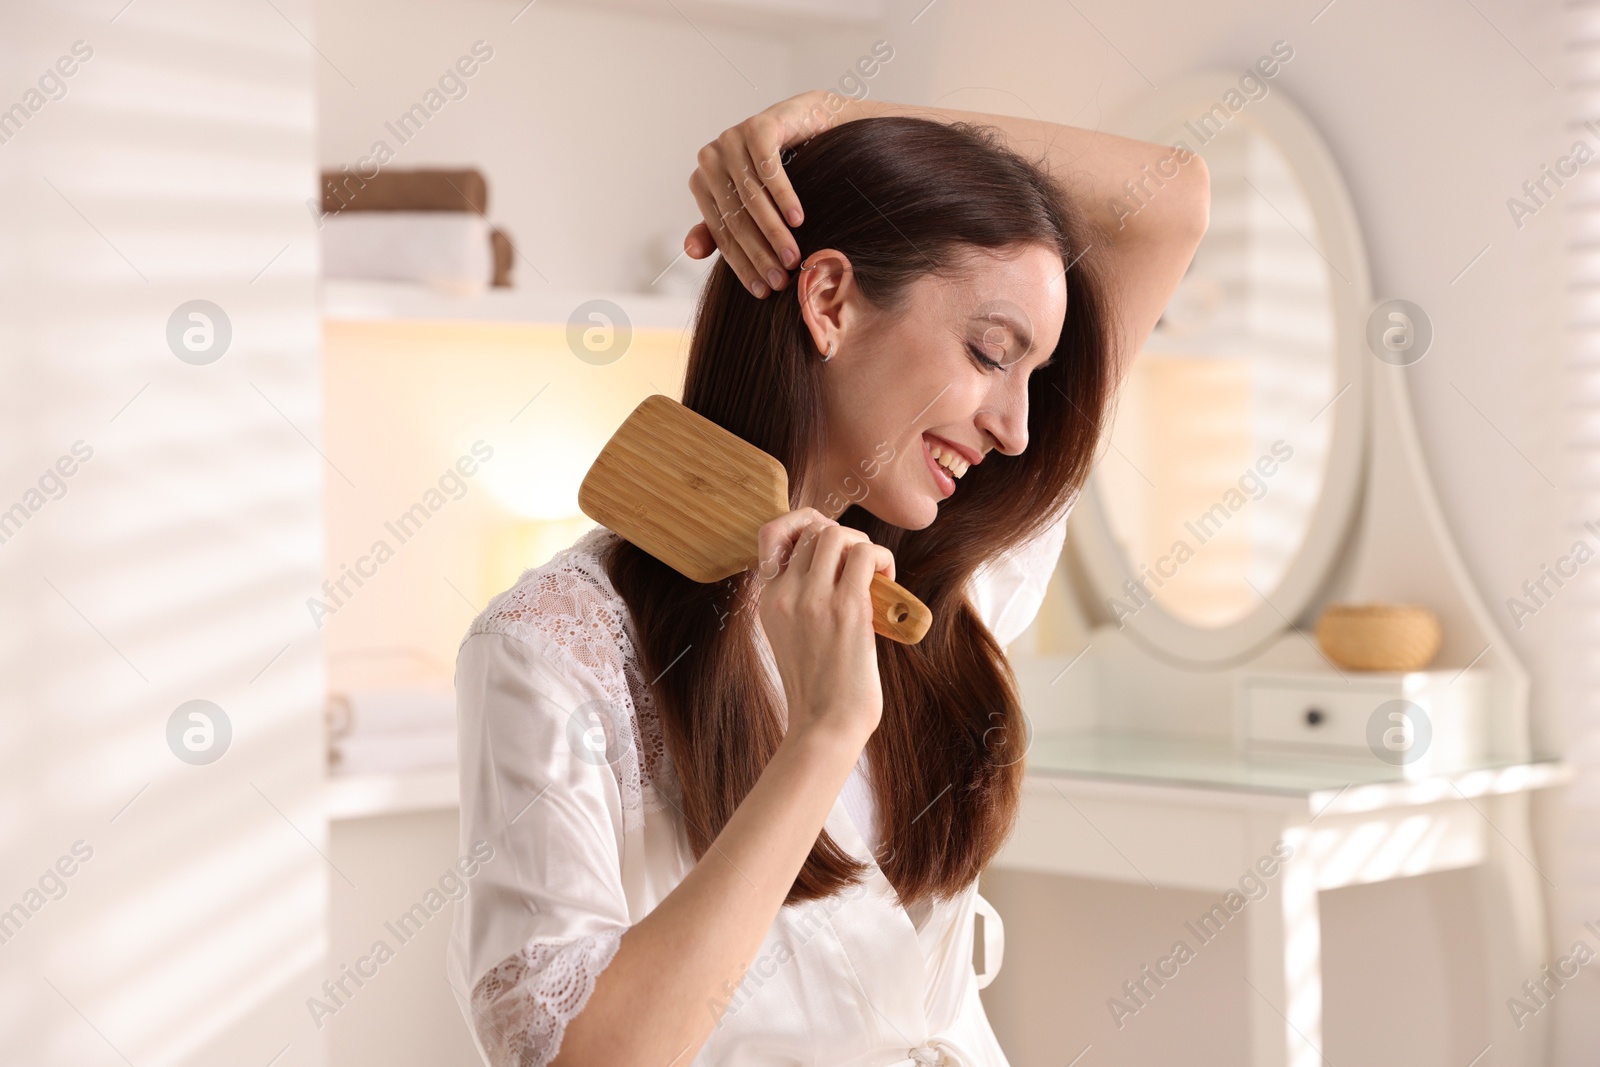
[1237,669,1488,773]
[1242,684,1375,751]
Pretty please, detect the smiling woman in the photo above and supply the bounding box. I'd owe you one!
[620,111,1118,905]
[448,96,1208,1067]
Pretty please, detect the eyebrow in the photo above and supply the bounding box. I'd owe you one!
[971,310,1037,361]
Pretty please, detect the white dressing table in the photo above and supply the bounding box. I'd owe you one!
[995,732,1568,1067]
[993,72,1569,1067]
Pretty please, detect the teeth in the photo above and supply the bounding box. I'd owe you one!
[929,442,969,479]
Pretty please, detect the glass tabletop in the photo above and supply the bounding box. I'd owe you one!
[1023,731,1557,796]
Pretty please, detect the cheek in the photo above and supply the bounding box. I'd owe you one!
[826,335,983,455]
[815,381,897,496]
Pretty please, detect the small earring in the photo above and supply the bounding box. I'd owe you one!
[821,340,835,362]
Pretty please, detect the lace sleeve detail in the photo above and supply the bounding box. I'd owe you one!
[463,526,680,833]
[469,928,627,1067]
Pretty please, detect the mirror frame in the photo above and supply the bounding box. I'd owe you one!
[1071,70,1371,667]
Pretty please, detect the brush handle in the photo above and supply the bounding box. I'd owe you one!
[870,573,933,644]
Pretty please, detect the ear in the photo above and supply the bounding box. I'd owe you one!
[795,248,856,357]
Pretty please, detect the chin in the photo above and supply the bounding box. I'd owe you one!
[863,486,940,530]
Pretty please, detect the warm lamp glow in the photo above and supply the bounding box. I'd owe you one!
[462,412,605,520]
[322,317,687,676]
[485,515,597,595]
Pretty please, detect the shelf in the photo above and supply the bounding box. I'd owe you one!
[319,736,1571,822]
[321,279,701,331]
[325,765,458,820]
[1024,731,1570,805]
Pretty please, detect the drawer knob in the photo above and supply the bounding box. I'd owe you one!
[1305,707,1326,727]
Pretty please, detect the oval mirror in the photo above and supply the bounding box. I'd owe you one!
[1073,71,1370,666]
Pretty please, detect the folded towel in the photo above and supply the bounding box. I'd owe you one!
[322,211,492,293]
[332,728,457,775]
[321,167,487,215]
[329,683,456,738]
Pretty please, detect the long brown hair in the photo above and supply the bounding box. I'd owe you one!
[604,115,1119,907]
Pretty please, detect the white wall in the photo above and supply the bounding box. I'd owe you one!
[327,810,479,1067]
[0,2,326,1066]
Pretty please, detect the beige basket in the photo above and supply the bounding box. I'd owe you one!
[1314,602,1441,672]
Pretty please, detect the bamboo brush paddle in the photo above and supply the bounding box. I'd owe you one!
[577,394,932,644]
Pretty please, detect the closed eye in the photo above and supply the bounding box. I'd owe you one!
[967,341,1005,372]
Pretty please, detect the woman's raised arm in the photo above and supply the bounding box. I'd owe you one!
[684,89,1210,380]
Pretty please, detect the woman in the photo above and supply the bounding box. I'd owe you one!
[447,90,1207,1067]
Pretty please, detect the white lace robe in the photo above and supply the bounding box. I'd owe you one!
[447,509,1071,1067]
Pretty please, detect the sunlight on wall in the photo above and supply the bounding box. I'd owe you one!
[0,3,325,1066]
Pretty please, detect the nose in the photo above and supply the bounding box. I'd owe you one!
[974,381,1030,457]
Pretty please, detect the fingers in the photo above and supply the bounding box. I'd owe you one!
[755,510,876,592]
[849,540,894,584]
[712,162,787,294]
[802,524,864,590]
[755,510,897,637]
[728,138,800,274]
[755,508,830,582]
[688,167,766,297]
[750,131,804,229]
[689,127,804,297]
[841,540,894,600]
[785,518,850,584]
[684,93,828,293]
[683,221,714,260]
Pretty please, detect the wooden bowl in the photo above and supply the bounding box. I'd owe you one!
[1314,602,1441,672]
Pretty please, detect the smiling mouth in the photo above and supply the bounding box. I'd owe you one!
[921,433,969,498]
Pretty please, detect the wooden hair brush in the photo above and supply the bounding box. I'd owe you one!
[578,394,932,644]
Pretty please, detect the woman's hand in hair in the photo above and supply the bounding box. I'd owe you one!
[755,508,893,749]
[684,91,831,299]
